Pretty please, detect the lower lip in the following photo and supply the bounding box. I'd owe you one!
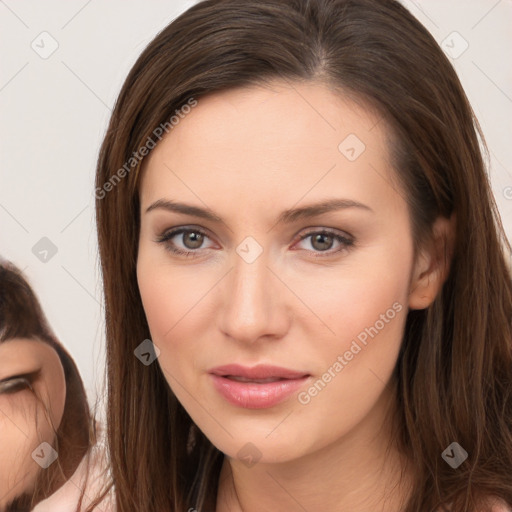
[210,374,309,409]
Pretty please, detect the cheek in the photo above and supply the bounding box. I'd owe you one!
[138,263,196,340]
[136,256,212,383]
[290,245,412,351]
[286,243,411,431]
[290,249,411,433]
[137,261,214,411]
[0,394,54,496]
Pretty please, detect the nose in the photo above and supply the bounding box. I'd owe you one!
[218,251,290,345]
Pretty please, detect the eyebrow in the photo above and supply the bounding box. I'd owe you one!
[145,198,373,224]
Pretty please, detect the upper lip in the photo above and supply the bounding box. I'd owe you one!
[209,364,309,380]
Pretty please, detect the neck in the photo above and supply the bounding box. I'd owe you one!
[216,383,414,512]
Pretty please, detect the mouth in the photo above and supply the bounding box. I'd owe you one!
[208,364,311,409]
[209,363,309,380]
[222,375,292,383]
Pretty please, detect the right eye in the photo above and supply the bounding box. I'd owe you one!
[0,376,33,395]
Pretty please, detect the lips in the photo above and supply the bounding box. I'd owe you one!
[209,364,310,409]
[225,376,286,383]
[209,364,309,380]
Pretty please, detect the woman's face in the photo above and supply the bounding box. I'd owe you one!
[0,338,65,509]
[136,81,428,464]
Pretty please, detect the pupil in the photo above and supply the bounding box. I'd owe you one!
[185,232,203,249]
[313,234,332,251]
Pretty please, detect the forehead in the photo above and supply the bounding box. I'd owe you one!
[0,338,59,378]
[139,80,400,222]
[146,81,386,164]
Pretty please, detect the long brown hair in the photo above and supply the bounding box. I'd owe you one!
[0,260,94,511]
[92,0,512,510]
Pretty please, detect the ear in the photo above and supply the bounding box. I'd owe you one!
[408,214,456,310]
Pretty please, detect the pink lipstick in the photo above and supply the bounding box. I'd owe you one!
[209,364,310,409]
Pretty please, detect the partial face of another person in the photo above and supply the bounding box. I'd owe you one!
[0,338,66,510]
[136,81,432,463]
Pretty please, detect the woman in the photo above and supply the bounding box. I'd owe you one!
[91,0,512,510]
[0,259,96,511]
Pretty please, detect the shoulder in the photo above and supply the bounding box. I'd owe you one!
[478,496,512,512]
[436,497,511,512]
[33,423,115,512]
[32,459,113,512]
[488,499,512,512]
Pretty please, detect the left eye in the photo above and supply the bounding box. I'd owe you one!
[0,376,33,395]
[156,227,215,256]
[295,230,354,256]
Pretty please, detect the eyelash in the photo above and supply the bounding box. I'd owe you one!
[0,374,35,395]
[155,226,354,259]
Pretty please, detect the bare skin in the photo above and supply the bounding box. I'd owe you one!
[136,80,453,511]
[0,338,66,510]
